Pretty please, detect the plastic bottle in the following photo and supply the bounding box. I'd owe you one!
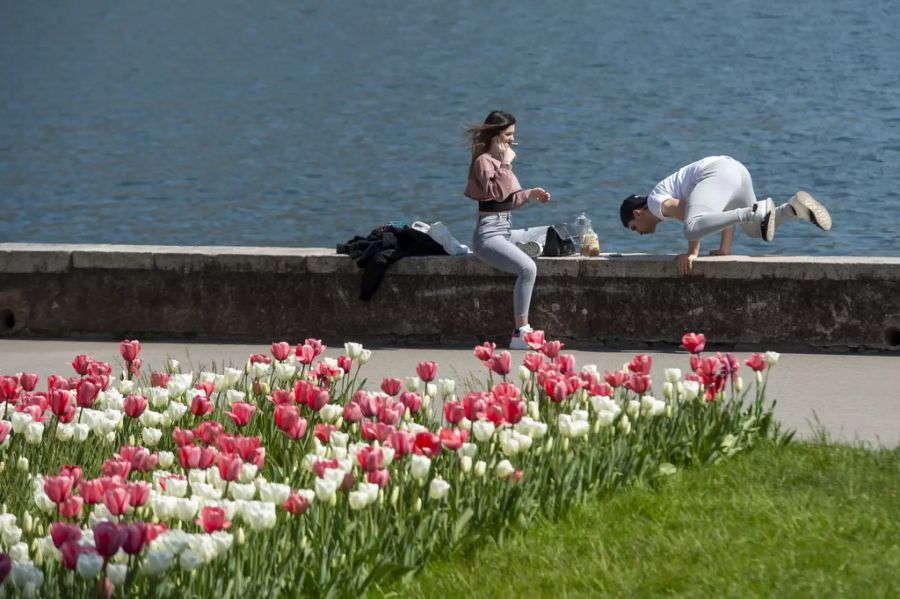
[578,214,601,257]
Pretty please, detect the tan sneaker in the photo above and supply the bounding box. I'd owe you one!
[789,191,832,231]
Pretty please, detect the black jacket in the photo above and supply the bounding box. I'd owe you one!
[337,225,447,300]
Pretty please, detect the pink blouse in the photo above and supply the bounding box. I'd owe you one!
[464,153,529,210]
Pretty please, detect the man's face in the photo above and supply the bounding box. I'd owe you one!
[627,209,658,235]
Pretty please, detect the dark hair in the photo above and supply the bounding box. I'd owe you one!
[466,111,516,167]
[619,195,648,227]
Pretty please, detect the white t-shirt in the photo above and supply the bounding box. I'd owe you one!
[646,156,730,220]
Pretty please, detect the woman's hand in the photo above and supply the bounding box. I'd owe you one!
[528,188,551,204]
[491,139,516,164]
[708,248,731,256]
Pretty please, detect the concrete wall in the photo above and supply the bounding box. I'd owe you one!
[2,243,899,351]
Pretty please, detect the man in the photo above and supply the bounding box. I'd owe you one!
[620,155,832,274]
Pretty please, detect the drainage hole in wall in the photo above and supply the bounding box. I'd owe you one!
[0,310,15,331]
[886,326,900,349]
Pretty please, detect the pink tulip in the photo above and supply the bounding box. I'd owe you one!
[604,370,627,388]
[590,382,613,397]
[44,475,75,504]
[198,421,224,446]
[555,353,576,375]
[71,354,92,376]
[178,445,217,470]
[123,395,148,418]
[103,486,130,516]
[270,341,292,361]
[190,394,213,416]
[337,355,352,373]
[59,496,84,520]
[315,423,337,443]
[386,430,415,456]
[79,479,105,505]
[295,344,316,364]
[126,482,151,507]
[308,389,330,412]
[490,352,512,376]
[59,465,83,486]
[416,361,437,382]
[439,427,467,450]
[624,374,651,395]
[524,329,546,350]
[268,389,293,406]
[51,522,83,549]
[150,371,171,388]
[196,507,231,533]
[75,379,99,409]
[342,401,363,423]
[304,338,326,357]
[491,382,519,402]
[680,332,706,354]
[102,458,132,479]
[550,380,568,403]
[399,391,422,414]
[413,432,441,457]
[522,352,544,372]
[628,354,652,375]
[367,469,390,488]
[462,392,489,421]
[541,340,564,358]
[0,421,10,445]
[119,340,141,363]
[443,401,465,425]
[357,445,383,472]
[225,402,256,427]
[473,342,495,363]
[93,521,124,558]
[218,453,243,482]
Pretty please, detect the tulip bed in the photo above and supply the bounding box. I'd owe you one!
[0,333,789,598]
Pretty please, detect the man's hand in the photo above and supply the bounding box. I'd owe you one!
[709,248,730,256]
[528,188,551,203]
[676,253,697,275]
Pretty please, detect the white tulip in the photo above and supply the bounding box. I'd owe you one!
[243,502,277,531]
[403,377,419,392]
[226,389,245,406]
[11,412,31,434]
[239,464,258,484]
[626,400,640,419]
[139,409,163,428]
[158,451,174,469]
[495,459,515,478]
[143,550,174,577]
[8,541,28,563]
[107,563,128,585]
[320,404,343,423]
[348,491,369,510]
[438,378,455,397]
[315,478,337,503]
[429,478,451,500]
[460,455,473,473]
[344,342,363,359]
[230,482,256,501]
[474,460,487,477]
[173,497,200,521]
[410,454,431,480]
[682,380,700,402]
[167,358,180,373]
[472,420,495,442]
[358,349,372,364]
[179,548,206,571]
[258,483,290,505]
[142,427,162,447]
[55,423,74,442]
[149,388,170,409]
[167,478,188,498]
[618,414,632,435]
[764,351,780,366]
[275,363,297,382]
[76,552,104,579]
[518,365,531,382]
[329,431,349,448]
[425,383,437,398]
[24,421,44,445]
[665,368,682,383]
[224,368,243,387]
[458,442,477,458]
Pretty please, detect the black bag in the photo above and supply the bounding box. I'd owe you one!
[543,223,578,257]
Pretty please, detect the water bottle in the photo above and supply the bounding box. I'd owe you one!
[577,213,601,257]
[573,212,589,238]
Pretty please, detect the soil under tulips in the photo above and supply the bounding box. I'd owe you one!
[0,334,788,597]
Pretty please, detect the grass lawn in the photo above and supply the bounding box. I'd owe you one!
[376,441,900,598]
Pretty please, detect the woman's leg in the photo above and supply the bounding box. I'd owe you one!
[473,216,537,325]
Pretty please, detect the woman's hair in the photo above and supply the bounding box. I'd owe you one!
[466,111,516,168]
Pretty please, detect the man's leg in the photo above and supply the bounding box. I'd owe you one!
[683,159,760,241]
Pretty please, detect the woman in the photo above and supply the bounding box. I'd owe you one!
[465,111,551,350]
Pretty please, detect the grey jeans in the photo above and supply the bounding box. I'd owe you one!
[472,213,537,319]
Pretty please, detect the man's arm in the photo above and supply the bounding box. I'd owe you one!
[676,239,701,275]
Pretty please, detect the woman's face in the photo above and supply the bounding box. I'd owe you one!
[494,124,515,145]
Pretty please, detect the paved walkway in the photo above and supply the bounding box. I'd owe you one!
[1,340,897,446]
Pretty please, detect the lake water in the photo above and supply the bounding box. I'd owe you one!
[2,0,899,256]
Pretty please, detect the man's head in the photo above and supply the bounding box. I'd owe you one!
[620,194,659,235]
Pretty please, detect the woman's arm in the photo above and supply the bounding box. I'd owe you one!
[465,155,521,201]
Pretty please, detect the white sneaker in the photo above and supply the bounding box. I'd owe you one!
[515,240,543,258]
[789,191,832,231]
[509,324,533,350]
[752,197,776,242]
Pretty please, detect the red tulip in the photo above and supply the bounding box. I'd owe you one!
[119,340,141,363]
[44,475,75,503]
[178,445,217,470]
[473,341,495,363]
[443,401,465,425]
[275,404,302,434]
[462,392,489,421]
[590,382,613,397]
[0,554,8,585]
[120,523,149,555]
[71,354,92,376]
[550,380,568,403]
[541,340,564,358]
[524,329,546,350]
[416,361,437,382]
[680,332,706,354]
[357,445,383,472]
[0,376,18,402]
[292,380,315,406]
[295,343,316,365]
[337,355,352,373]
[196,507,231,533]
[522,352,544,372]
[555,353,576,375]
[491,382,520,402]
[88,360,112,377]
[357,392,381,418]
[196,381,215,398]
[314,423,337,443]
[225,402,256,427]
[79,479,105,504]
[102,458,132,479]
[304,338,326,357]
[624,374,651,395]
[270,341,292,361]
[198,421,224,446]
[308,389,330,412]
[503,398,526,424]
[604,370,627,388]
[60,541,93,570]
[51,522,83,549]
[745,353,767,372]
[218,452,243,482]
[19,372,38,392]
[103,486,131,516]
[367,468,390,488]
[75,379,99,409]
[249,353,272,365]
[312,458,340,478]
[628,354,652,375]
[172,427,196,446]
[283,491,310,516]
[0,421,10,445]
[718,352,740,376]
[490,351,512,376]
[413,432,441,457]
[190,394,213,416]
[380,377,403,396]
[93,521,124,558]
[129,358,143,376]
[123,395,148,418]
[150,371,171,388]
[59,495,84,520]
